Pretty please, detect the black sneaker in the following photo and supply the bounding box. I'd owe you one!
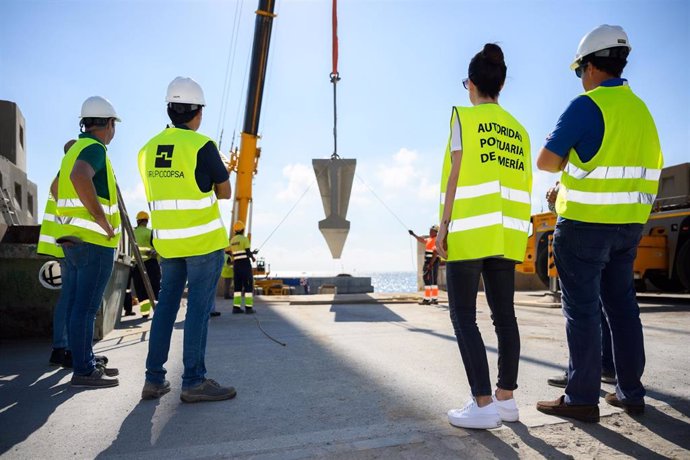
[62,351,108,369]
[245,307,255,314]
[96,363,119,377]
[180,379,236,403]
[547,371,568,388]
[431,299,439,305]
[232,307,244,314]
[62,350,73,369]
[210,311,221,317]
[548,370,618,388]
[49,348,66,366]
[71,367,119,388]
[601,371,617,384]
[419,299,431,305]
[123,311,136,317]
[141,379,171,400]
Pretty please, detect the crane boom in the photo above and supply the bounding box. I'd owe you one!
[232,0,277,237]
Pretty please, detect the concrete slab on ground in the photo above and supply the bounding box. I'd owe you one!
[1,292,689,459]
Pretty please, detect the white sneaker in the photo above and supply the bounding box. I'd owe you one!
[447,399,502,429]
[492,395,519,422]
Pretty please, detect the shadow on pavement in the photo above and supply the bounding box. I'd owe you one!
[578,422,668,459]
[94,304,521,459]
[502,422,573,459]
[0,342,72,455]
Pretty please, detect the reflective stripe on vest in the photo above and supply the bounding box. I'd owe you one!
[564,164,661,181]
[556,84,663,224]
[232,250,248,260]
[441,181,530,205]
[440,105,532,262]
[37,195,64,258]
[138,127,228,258]
[152,218,224,240]
[450,211,530,233]
[56,138,121,248]
[57,198,119,216]
[424,236,436,258]
[149,195,217,211]
[58,216,122,236]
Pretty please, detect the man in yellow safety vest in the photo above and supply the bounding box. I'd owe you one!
[536,25,663,423]
[139,77,235,403]
[131,210,160,318]
[53,96,122,388]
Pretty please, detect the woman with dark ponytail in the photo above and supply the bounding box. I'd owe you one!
[436,43,532,429]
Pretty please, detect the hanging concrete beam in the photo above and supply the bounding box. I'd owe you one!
[313,158,356,259]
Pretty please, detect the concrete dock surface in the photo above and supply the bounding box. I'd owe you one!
[1,291,689,459]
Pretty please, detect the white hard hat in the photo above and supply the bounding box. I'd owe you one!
[80,96,121,121]
[38,260,62,290]
[570,25,632,70]
[166,77,206,106]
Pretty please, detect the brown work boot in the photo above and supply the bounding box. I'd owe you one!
[604,393,644,415]
[536,395,599,423]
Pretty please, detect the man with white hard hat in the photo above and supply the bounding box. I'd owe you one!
[52,96,122,388]
[535,25,663,422]
[138,77,234,403]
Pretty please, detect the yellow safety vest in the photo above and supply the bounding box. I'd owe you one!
[138,127,228,258]
[556,84,663,223]
[440,104,532,262]
[36,194,64,258]
[221,253,234,278]
[230,234,251,264]
[133,225,153,261]
[56,138,121,248]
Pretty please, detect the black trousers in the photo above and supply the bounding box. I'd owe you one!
[133,258,161,302]
[233,261,253,294]
[446,257,520,397]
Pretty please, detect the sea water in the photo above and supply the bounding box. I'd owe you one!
[365,271,417,293]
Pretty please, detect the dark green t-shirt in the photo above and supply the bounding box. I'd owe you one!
[76,133,109,200]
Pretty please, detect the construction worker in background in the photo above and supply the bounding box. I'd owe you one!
[40,139,75,366]
[408,225,439,304]
[53,96,121,388]
[230,220,256,314]
[536,25,662,423]
[131,210,161,318]
[139,76,235,403]
[437,43,532,430]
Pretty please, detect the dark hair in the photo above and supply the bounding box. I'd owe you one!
[167,103,201,125]
[583,46,628,77]
[468,43,506,99]
[80,117,111,130]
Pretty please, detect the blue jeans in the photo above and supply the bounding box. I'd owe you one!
[553,219,645,406]
[62,243,114,376]
[52,259,74,349]
[145,249,223,389]
[446,257,520,397]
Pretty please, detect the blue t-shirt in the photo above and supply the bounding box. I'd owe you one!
[544,78,627,163]
[173,124,230,192]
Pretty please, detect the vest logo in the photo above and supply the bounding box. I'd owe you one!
[155,145,174,168]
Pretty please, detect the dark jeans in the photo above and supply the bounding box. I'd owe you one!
[446,257,520,397]
[146,250,223,389]
[62,243,114,375]
[554,219,645,405]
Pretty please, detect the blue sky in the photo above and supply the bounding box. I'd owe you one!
[2,0,688,274]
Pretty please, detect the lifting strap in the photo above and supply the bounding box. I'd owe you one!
[330,0,340,159]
